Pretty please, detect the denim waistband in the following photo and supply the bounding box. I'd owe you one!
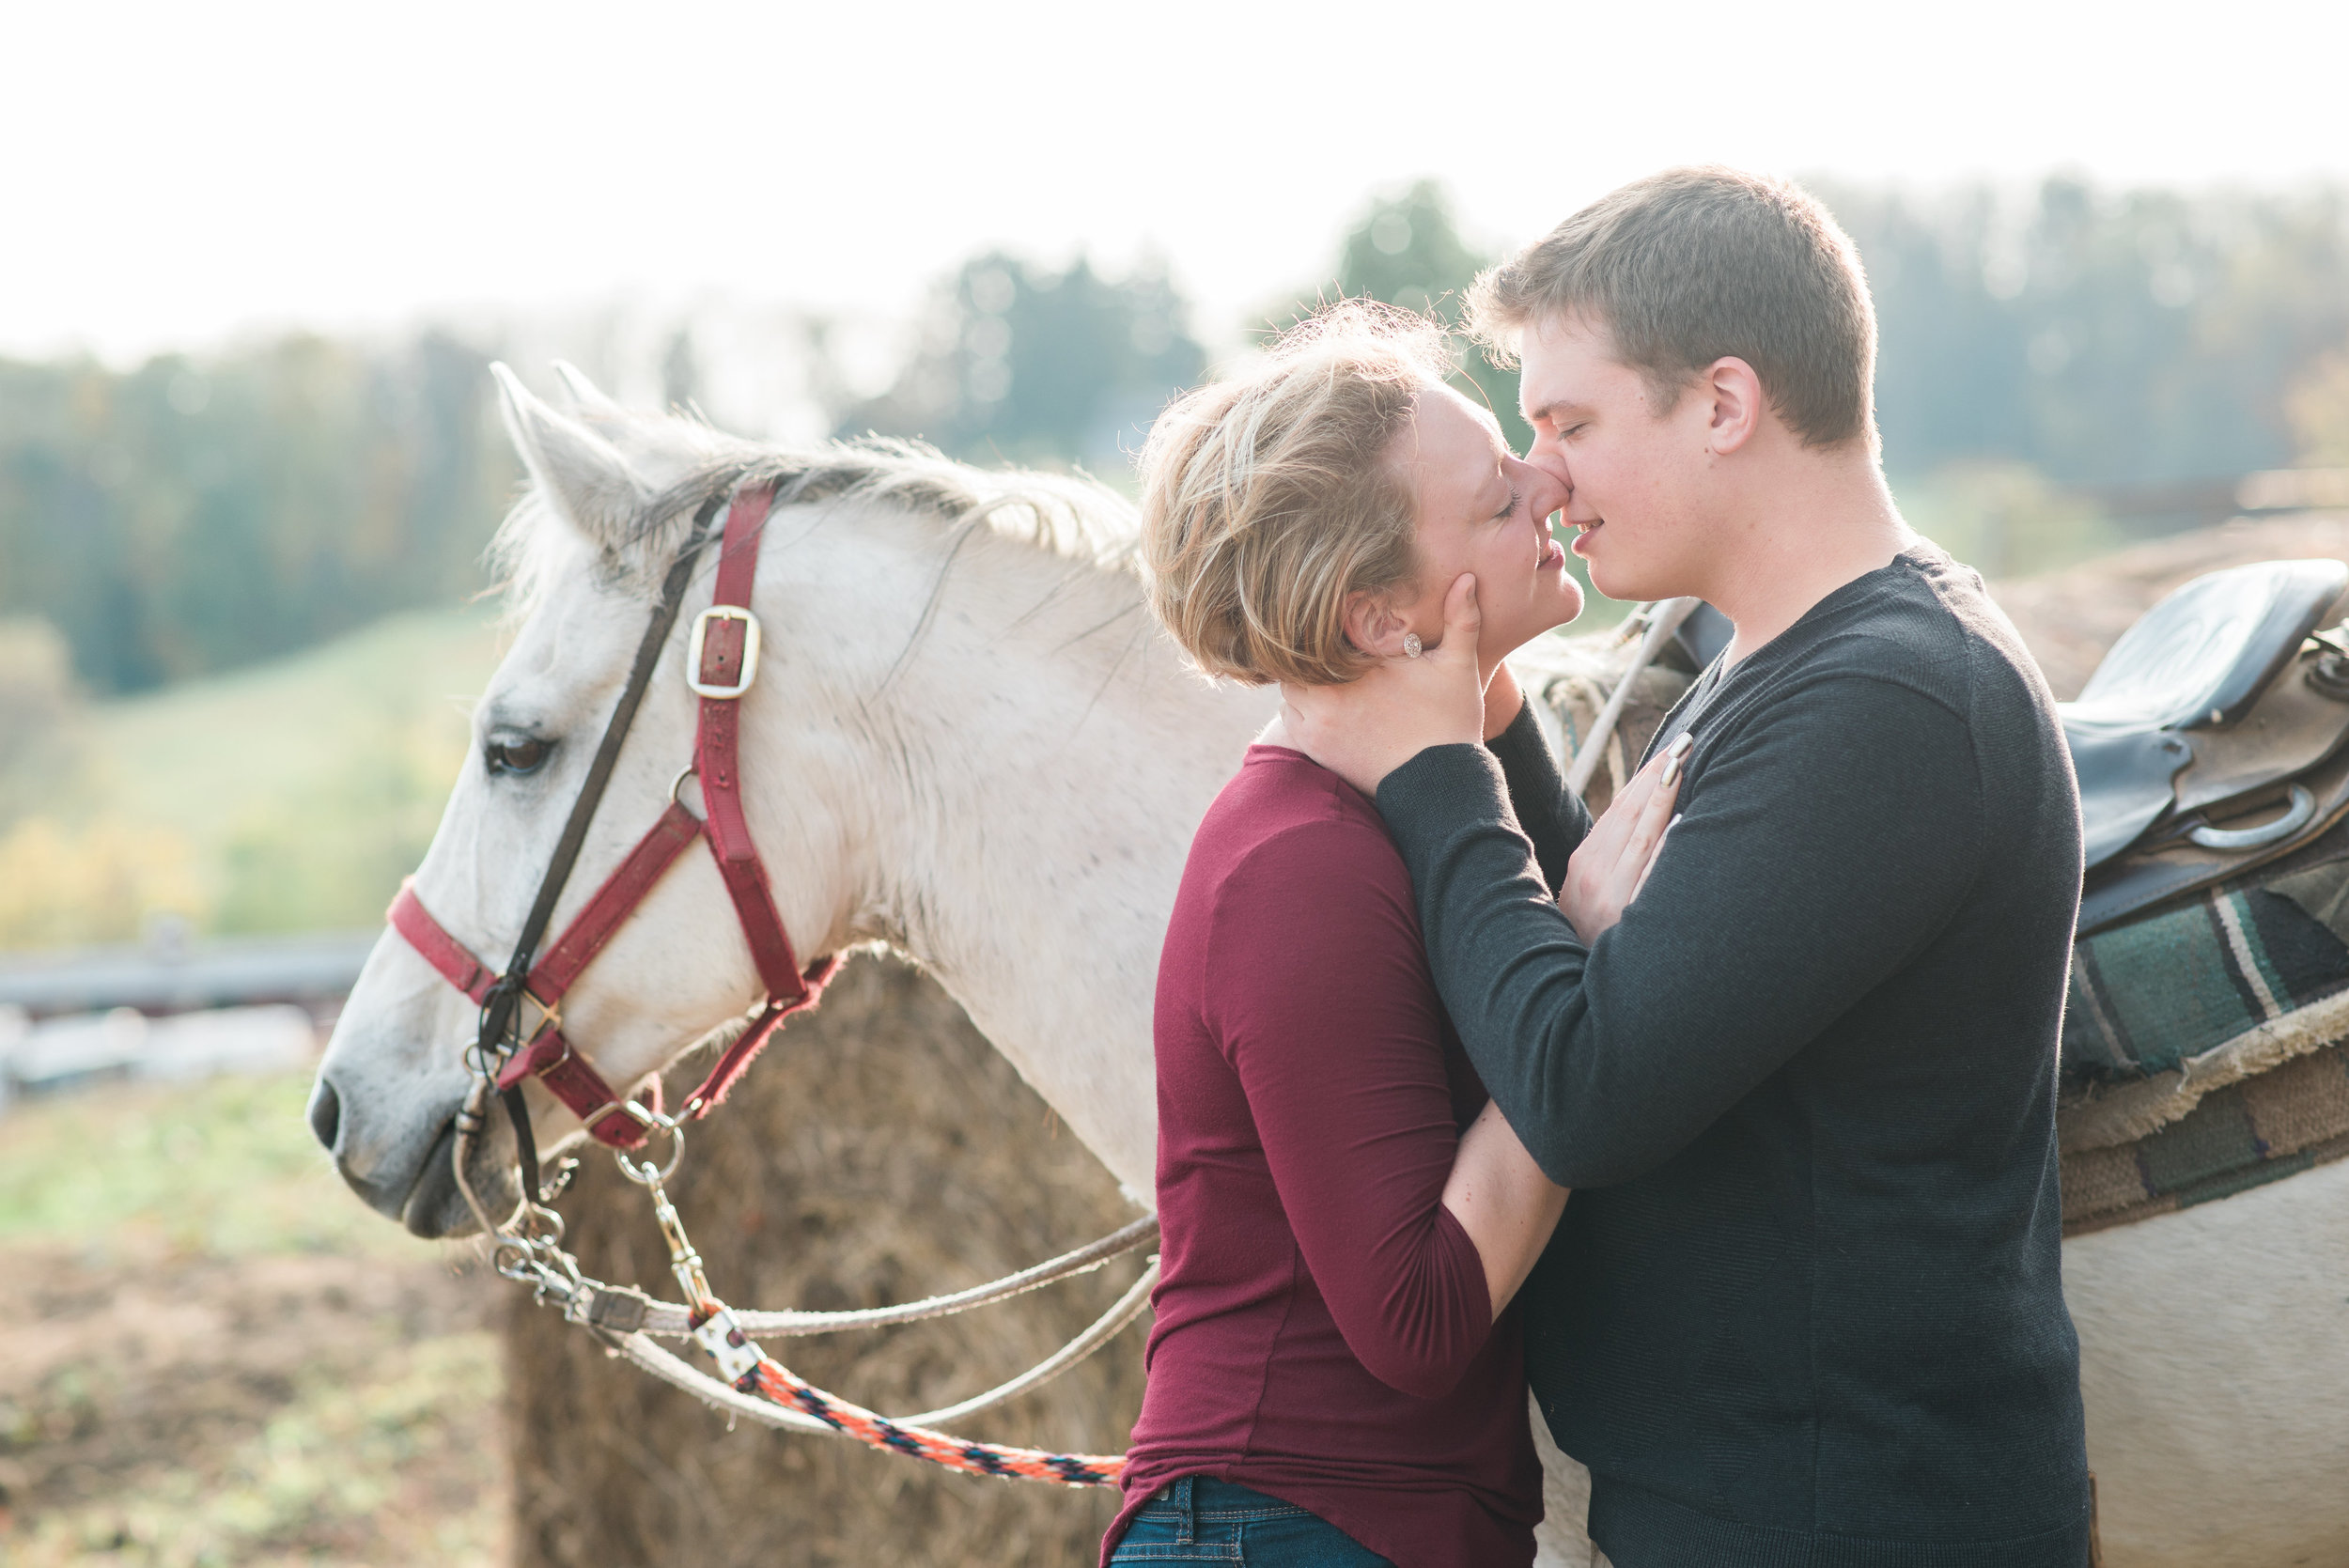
[1135,1475,1309,1524]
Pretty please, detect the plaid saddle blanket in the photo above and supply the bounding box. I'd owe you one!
[2061,822,2349,1233]
[2064,882,2349,1077]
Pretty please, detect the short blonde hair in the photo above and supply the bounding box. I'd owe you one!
[1468,165,1875,448]
[1139,301,1452,687]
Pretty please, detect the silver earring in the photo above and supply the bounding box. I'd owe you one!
[1402,632,1423,659]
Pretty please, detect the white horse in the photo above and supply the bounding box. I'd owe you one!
[309,372,2349,1568]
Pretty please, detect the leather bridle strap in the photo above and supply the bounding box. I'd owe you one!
[478,494,726,1057]
[393,479,834,1159]
[390,802,704,1152]
[678,482,839,1114]
[474,492,727,1178]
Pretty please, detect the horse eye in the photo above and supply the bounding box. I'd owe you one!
[486,735,552,777]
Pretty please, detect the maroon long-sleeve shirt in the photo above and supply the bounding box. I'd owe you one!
[1106,745,1542,1567]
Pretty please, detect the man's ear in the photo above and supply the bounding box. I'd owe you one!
[1342,589,1413,660]
[1701,356,1766,456]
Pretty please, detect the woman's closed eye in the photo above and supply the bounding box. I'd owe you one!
[1492,488,1521,523]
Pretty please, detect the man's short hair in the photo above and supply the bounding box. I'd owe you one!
[1468,166,1876,448]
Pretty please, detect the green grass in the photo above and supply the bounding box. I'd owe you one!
[86,608,501,848]
[8,606,504,941]
[0,1072,440,1262]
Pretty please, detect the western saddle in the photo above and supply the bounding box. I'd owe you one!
[2067,559,2349,934]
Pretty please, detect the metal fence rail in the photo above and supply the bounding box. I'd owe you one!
[0,928,379,1020]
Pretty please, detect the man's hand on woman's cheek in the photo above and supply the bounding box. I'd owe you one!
[1281,574,1488,796]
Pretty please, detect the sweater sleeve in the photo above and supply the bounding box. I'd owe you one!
[1203,815,1496,1401]
[1376,675,1984,1188]
[1485,692,1591,896]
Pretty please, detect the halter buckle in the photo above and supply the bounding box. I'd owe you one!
[687,605,762,700]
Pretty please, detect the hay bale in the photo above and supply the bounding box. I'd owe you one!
[506,955,1147,1568]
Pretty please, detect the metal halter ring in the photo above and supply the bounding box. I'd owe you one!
[462,1034,504,1082]
[599,1100,686,1185]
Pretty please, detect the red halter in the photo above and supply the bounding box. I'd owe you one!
[390,483,835,1150]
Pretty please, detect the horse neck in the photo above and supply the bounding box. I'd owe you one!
[771,522,1268,1199]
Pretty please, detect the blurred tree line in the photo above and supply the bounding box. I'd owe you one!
[831,182,1532,475]
[838,253,1205,474]
[0,334,510,695]
[1260,179,1536,456]
[1823,178,2349,485]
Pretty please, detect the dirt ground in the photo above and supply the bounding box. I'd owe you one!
[0,1240,505,1566]
[0,1072,510,1566]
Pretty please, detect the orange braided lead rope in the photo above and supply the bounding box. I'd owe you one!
[686,1298,1127,1485]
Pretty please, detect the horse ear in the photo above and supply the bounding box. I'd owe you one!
[492,363,650,548]
[550,361,624,422]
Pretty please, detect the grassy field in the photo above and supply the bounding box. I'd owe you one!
[0,1067,508,1566]
[2,607,504,944]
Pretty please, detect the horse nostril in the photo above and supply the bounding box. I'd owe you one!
[307,1079,342,1151]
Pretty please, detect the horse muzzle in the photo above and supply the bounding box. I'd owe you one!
[307,1069,513,1238]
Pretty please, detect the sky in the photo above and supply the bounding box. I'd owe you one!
[8,0,2348,365]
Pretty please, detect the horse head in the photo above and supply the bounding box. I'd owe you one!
[309,369,774,1234]
[310,366,1256,1236]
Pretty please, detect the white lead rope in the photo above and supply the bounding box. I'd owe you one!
[461,1071,1161,1453]
[610,1261,1160,1434]
[892,1261,1159,1427]
[1563,598,1703,800]
[626,1213,1160,1338]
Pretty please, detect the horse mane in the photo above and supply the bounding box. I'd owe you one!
[490,407,1143,620]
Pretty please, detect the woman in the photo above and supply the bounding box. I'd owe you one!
[1106,303,1678,1566]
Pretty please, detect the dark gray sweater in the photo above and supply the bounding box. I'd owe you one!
[1380,546,2091,1567]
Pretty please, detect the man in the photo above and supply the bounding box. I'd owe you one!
[1284,167,2092,1566]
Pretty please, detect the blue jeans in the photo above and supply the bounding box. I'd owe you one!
[1108,1476,1395,1565]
